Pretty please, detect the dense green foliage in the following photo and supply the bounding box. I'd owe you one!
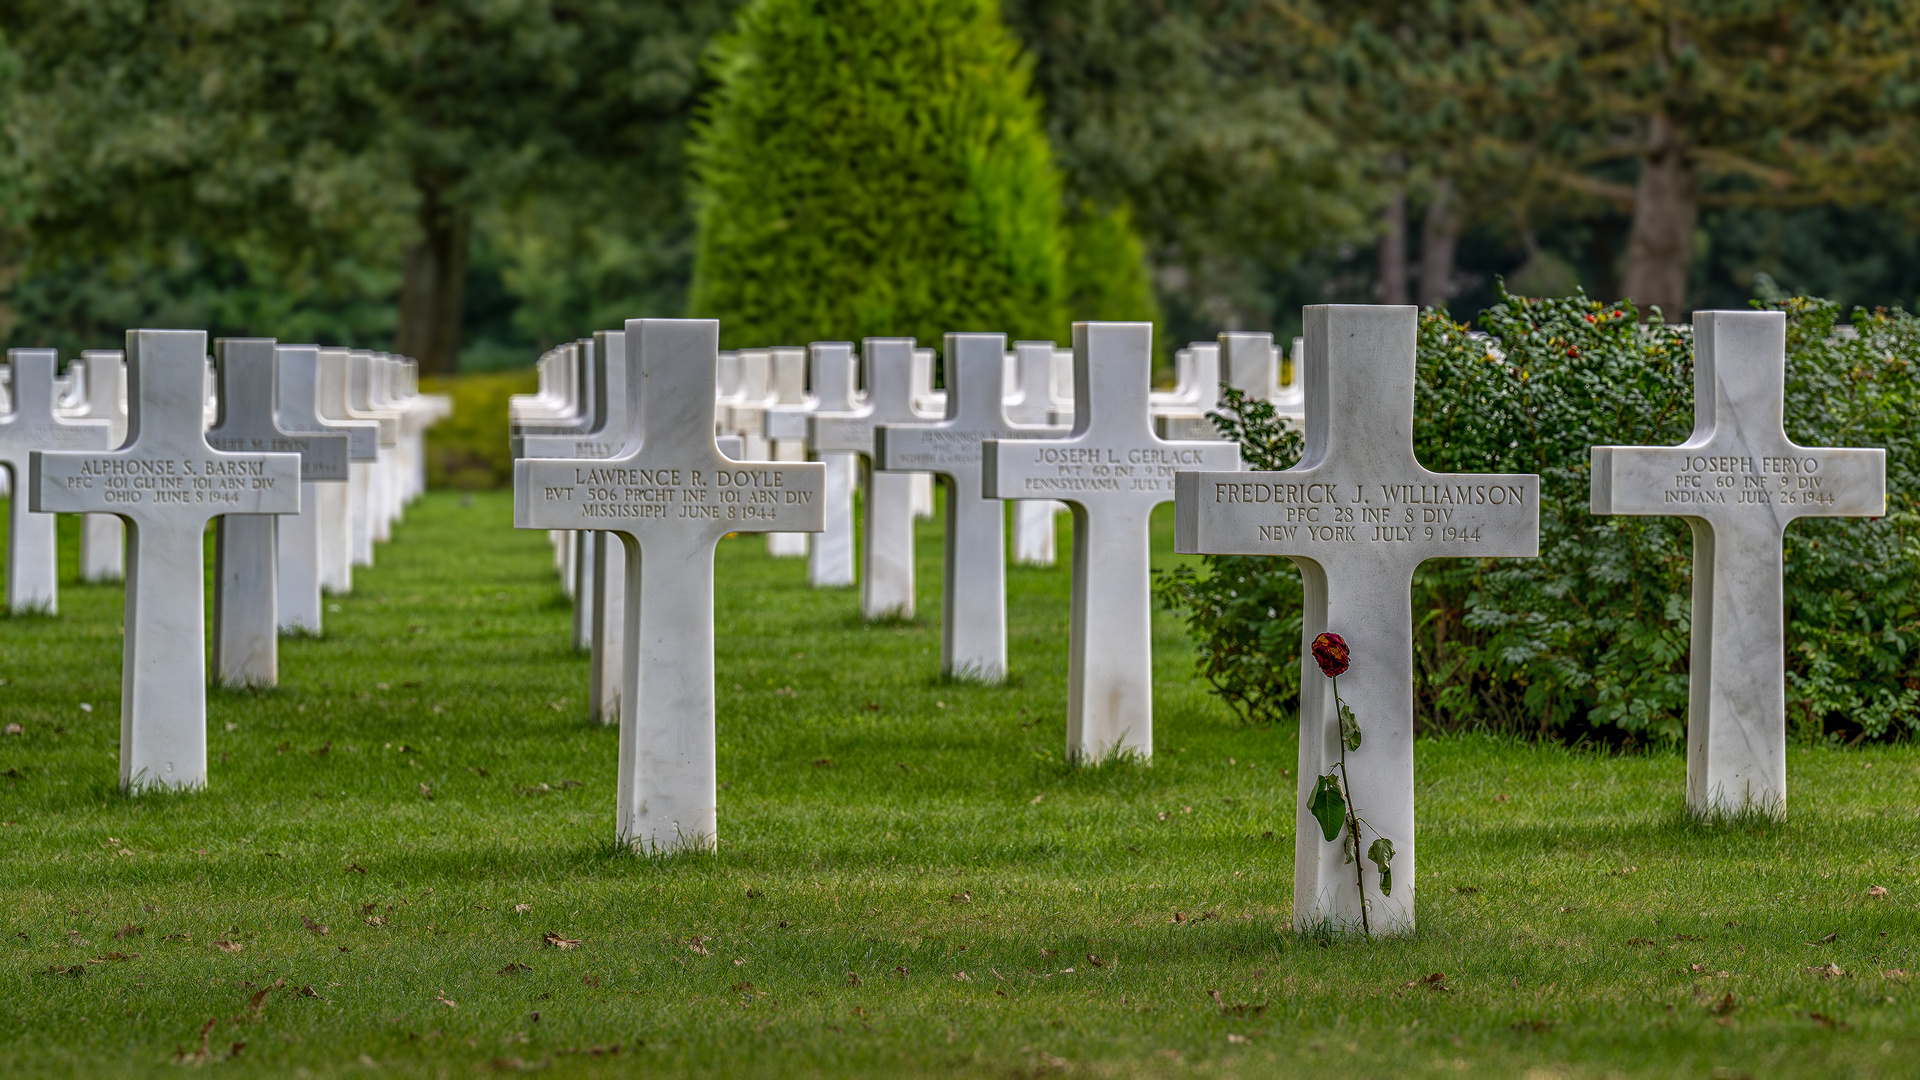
[688,0,1063,350]
[1062,201,1161,333]
[1,495,1917,1076]
[1161,290,1920,743]
[421,371,537,491]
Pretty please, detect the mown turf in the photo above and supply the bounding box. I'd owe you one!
[0,491,1916,1078]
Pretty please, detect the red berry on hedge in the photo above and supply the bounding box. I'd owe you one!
[1311,632,1350,678]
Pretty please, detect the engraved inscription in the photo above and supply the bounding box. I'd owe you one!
[538,464,815,523]
[1017,444,1209,494]
[1661,454,1840,507]
[54,456,281,505]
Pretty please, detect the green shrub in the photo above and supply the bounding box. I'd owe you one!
[1157,288,1920,744]
[1063,200,1160,326]
[687,0,1063,348]
[422,370,534,490]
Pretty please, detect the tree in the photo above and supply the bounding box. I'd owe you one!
[1523,0,1920,318]
[688,0,1062,349]
[4,0,739,373]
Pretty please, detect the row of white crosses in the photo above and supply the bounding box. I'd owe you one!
[504,308,1880,941]
[12,331,446,789]
[1173,305,1884,935]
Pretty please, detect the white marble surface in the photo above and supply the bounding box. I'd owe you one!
[70,351,129,582]
[1006,341,1065,566]
[207,339,350,684]
[877,334,1068,681]
[516,319,824,852]
[988,323,1240,760]
[767,346,811,558]
[1175,305,1540,936]
[34,330,300,791]
[0,350,111,614]
[1592,310,1886,818]
[273,345,368,634]
[803,342,860,588]
[811,338,931,619]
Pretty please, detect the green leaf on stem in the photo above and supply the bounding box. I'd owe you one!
[1307,774,1345,843]
[1339,702,1361,751]
[1368,837,1395,896]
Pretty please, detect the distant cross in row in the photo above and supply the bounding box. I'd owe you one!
[876,333,1067,681]
[0,349,110,613]
[1592,310,1885,818]
[516,319,824,852]
[987,322,1240,760]
[206,338,349,687]
[34,330,301,790]
[811,338,926,620]
[1175,306,1540,936]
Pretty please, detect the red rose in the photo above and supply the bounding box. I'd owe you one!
[1311,632,1349,678]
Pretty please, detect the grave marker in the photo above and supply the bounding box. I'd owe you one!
[0,350,111,613]
[1006,340,1067,567]
[206,340,350,684]
[1174,306,1540,935]
[772,342,859,587]
[272,344,371,635]
[515,318,823,850]
[811,338,927,619]
[33,329,300,790]
[877,333,1068,681]
[70,351,129,582]
[988,322,1241,759]
[1591,310,1886,817]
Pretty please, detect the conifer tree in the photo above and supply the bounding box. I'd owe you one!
[688,0,1064,349]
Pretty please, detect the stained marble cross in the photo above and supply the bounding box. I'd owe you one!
[206,338,349,686]
[70,351,129,583]
[876,333,1068,681]
[1592,310,1886,818]
[33,329,300,790]
[0,350,111,613]
[273,344,377,635]
[1175,305,1539,935]
[811,338,927,620]
[987,322,1240,760]
[515,319,823,851]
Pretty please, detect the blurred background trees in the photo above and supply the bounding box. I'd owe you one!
[1,0,1917,371]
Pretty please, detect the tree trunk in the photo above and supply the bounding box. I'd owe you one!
[1416,178,1458,310]
[1376,185,1409,305]
[395,186,471,376]
[1621,112,1697,322]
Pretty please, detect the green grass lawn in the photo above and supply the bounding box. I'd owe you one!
[1,491,1916,1078]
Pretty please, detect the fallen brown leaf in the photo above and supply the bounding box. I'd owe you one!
[542,931,581,950]
[301,915,329,936]
[211,940,244,953]
[1710,992,1737,1017]
[1808,963,1848,979]
[1868,885,1889,898]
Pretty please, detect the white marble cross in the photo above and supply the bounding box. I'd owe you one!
[0,350,112,613]
[69,351,130,583]
[1174,305,1539,935]
[1006,340,1067,567]
[988,322,1241,760]
[877,333,1069,681]
[1592,310,1886,818]
[515,318,824,851]
[313,348,380,594]
[519,329,635,725]
[33,329,300,790]
[273,345,376,634]
[766,346,811,558]
[206,339,349,686]
[790,342,859,587]
[811,338,928,620]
